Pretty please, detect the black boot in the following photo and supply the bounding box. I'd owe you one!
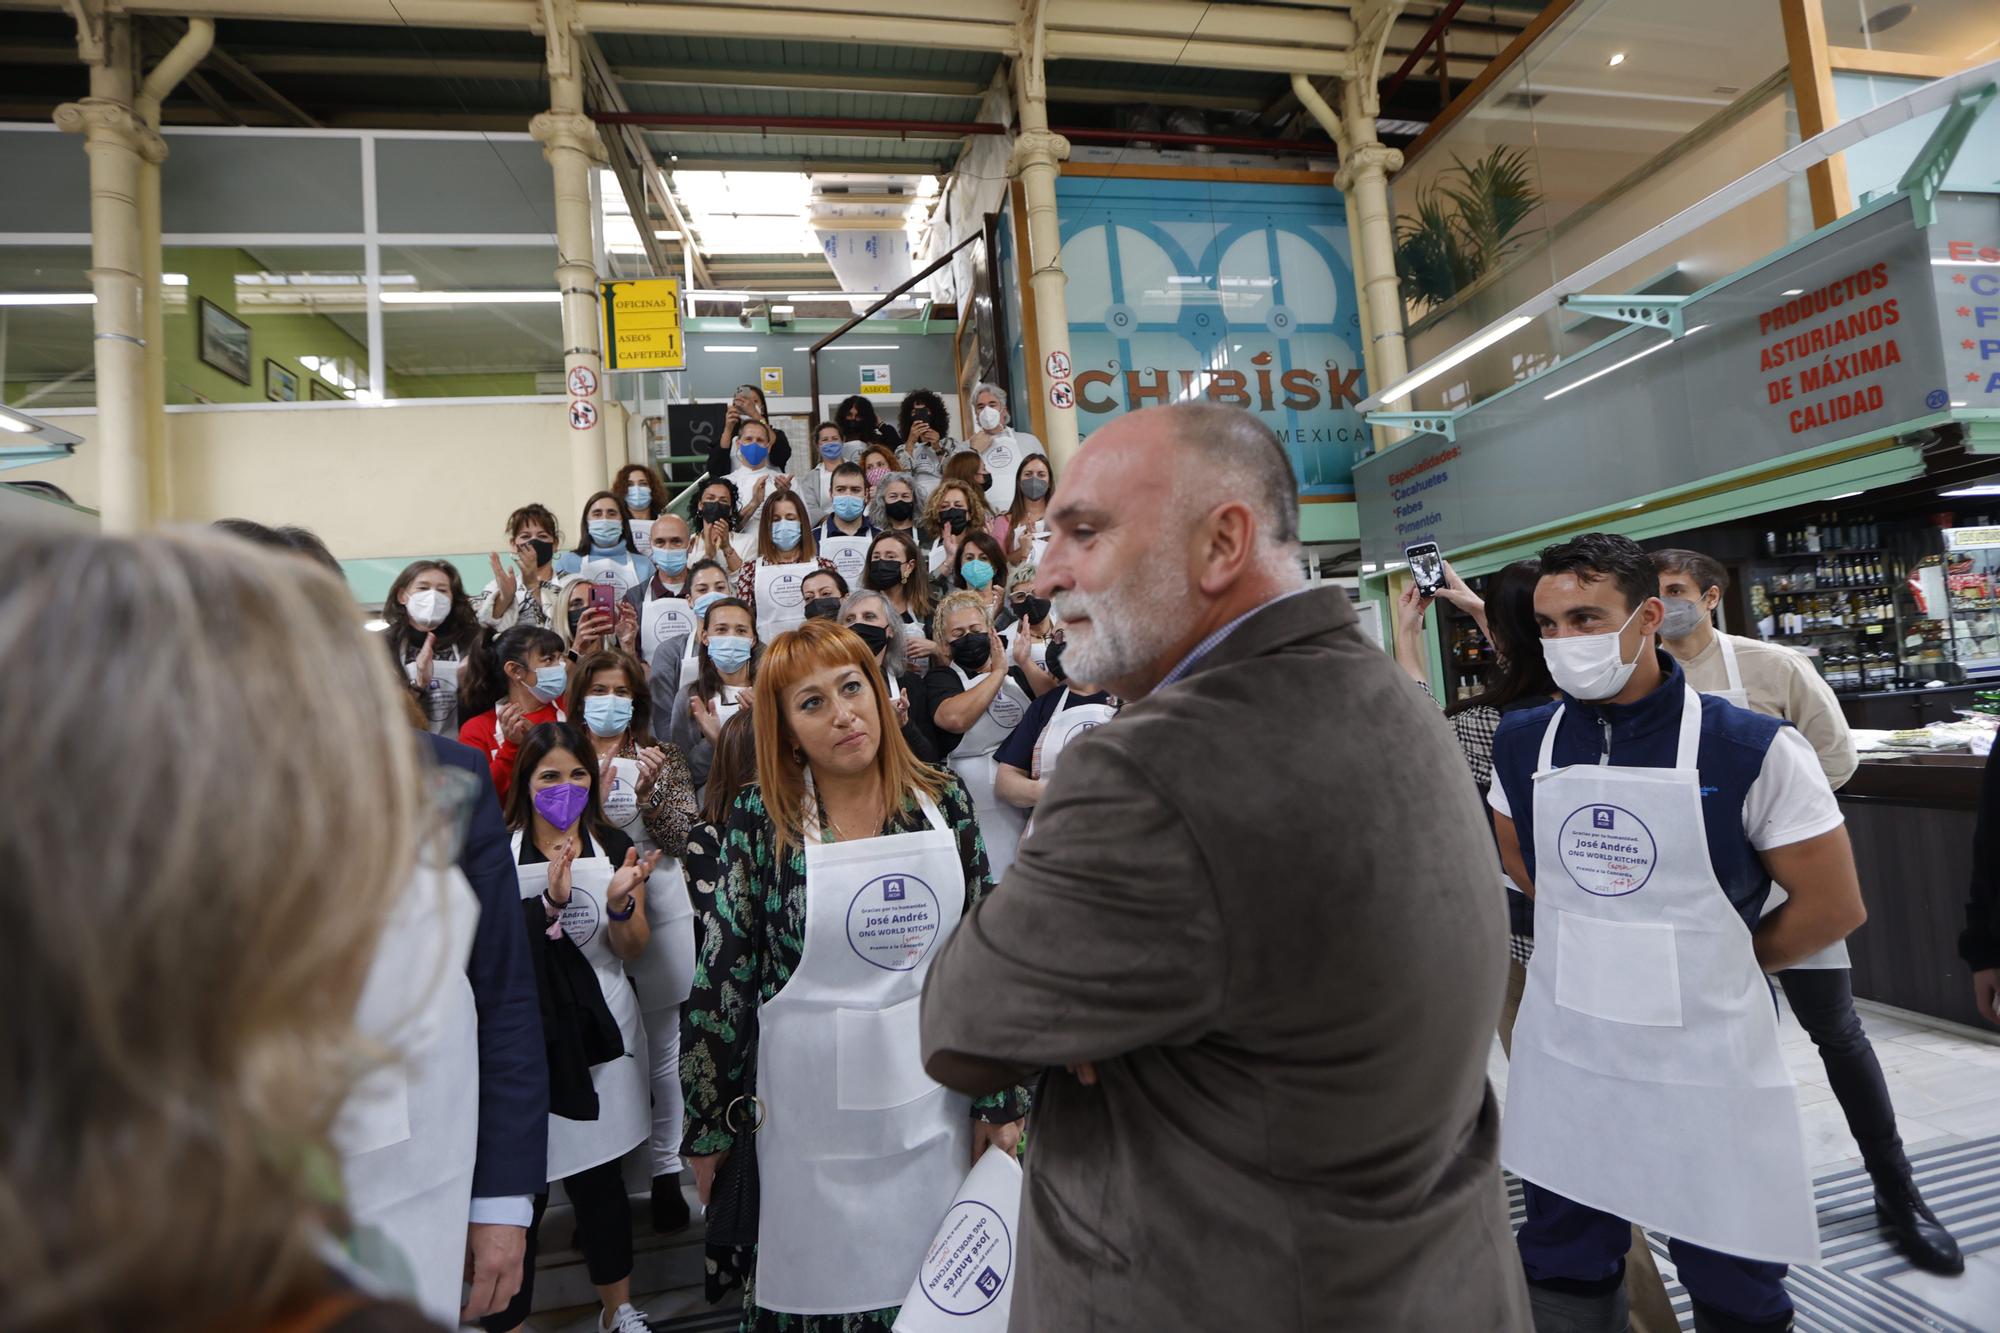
[1872,1165,1964,1274]
[652,1172,691,1232]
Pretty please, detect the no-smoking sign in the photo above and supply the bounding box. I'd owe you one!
[567,365,598,398]
[1045,350,1071,380]
[1048,381,1074,410]
[568,399,599,430]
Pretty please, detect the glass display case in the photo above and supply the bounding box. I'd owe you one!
[1743,513,1904,694]
[1936,526,2000,677]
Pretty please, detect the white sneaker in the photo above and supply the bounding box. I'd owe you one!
[601,1303,652,1333]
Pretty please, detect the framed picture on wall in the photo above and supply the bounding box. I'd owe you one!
[309,378,345,402]
[265,359,299,403]
[197,298,252,385]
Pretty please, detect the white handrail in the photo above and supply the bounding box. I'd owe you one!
[1358,57,2000,414]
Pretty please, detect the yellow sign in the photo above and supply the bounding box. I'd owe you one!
[600,278,683,371]
[761,365,784,395]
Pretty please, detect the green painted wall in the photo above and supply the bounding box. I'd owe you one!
[389,370,540,398]
[163,247,367,405]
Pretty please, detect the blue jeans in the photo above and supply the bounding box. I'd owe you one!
[1518,1182,1792,1325]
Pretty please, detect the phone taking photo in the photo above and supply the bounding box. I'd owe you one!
[587,581,619,622]
[1405,541,1446,598]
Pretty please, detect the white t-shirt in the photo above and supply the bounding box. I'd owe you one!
[725,465,783,530]
[1488,723,1842,853]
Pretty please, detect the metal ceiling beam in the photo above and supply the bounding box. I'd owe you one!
[602,111,1002,137]
[201,41,325,126]
[579,30,711,289]
[656,155,954,172]
[612,64,987,97]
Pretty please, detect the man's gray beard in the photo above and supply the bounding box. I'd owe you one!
[1054,559,1193,687]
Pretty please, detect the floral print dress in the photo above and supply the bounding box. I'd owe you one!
[679,773,1030,1333]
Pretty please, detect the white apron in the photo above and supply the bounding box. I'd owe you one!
[609,789,698,1178]
[629,519,654,553]
[943,662,1030,879]
[579,551,642,594]
[754,784,973,1316]
[404,653,462,735]
[641,595,697,663]
[821,531,872,586]
[513,835,651,1181]
[1501,686,1821,1264]
[979,434,1032,511]
[711,682,749,731]
[334,863,481,1326]
[1697,639,1852,972]
[754,559,812,642]
[891,1145,1024,1333]
[1032,690,1117,780]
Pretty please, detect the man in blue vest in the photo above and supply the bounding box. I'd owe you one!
[1489,532,1866,1333]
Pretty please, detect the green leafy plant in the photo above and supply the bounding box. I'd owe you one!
[1394,146,1544,313]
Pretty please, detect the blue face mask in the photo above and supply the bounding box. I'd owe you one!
[624,486,652,512]
[587,519,624,548]
[692,591,725,619]
[771,519,803,552]
[528,663,568,702]
[707,635,754,673]
[832,494,866,523]
[740,441,770,468]
[960,558,995,591]
[651,546,688,576]
[818,440,845,462]
[582,694,634,737]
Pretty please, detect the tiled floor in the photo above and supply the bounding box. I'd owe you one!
[1488,996,2000,1330]
[528,997,2000,1332]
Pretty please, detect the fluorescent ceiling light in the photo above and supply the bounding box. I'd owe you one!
[702,345,761,353]
[164,273,188,286]
[378,290,560,304]
[1607,51,1627,67]
[0,293,95,306]
[1376,316,1533,404]
[1828,491,1865,500]
[1782,288,1804,295]
[1940,484,2000,497]
[1541,324,1706,401]
[1932,257,2000,267]
[363,618,390,632]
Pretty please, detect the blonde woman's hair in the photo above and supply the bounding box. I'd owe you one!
[931,587,994,644]
[0,523,422,1333]
[553,572,592,650]
[753,618,948,859]
[922,478,993,543]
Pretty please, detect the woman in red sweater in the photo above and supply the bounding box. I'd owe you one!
[458,623,569,799]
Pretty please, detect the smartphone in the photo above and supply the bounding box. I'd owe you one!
[1405,541,1446,598]
[587,581,619,621]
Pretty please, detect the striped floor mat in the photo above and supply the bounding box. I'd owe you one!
[1506,1135,2000,1332]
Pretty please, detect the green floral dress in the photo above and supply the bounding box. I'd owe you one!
[680,772,1031,1333]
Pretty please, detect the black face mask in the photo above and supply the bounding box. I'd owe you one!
[527,537,555,568]
[566,603,586,637]
[949,633,993,670]
[978,476,993,493]
[804,596,841,622]
[865,559,905,591]
[884,499,916,523]
[942,508,970,535]
[1044,636,1067,682]
[698,501,731,526]
[1022,595,1052,625]
[847,621,890,655]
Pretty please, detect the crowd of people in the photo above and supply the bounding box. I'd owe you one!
[9,396,1998,1333]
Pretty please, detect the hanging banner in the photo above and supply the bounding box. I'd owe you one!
[601,278,684,371]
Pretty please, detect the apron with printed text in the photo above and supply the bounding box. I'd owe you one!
[513,837,651,1181]
[1697,637,1851,971]
[1502,685,1821,1264]
[1020,689,1117,841]
[943,662,1030,879]
[979,433,1033,511]
[754,782,972,1315]
[755,559,812,643]
[579,552,642,594]
[641,596,697,664]
[821,532,872,587]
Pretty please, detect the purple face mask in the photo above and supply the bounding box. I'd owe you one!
[533,782,590,830]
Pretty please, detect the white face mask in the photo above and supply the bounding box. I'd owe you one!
[976,405,1004,433]
[405,587,451,630]
[1541,603,1647,701]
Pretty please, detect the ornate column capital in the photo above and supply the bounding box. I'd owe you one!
[529,108,606,164]
[54,97,165,163]
[1009,127,1071,178]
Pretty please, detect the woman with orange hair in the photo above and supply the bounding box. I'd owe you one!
[679,619,1028,1332]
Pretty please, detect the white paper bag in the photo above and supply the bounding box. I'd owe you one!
[891,1146,1023,1332]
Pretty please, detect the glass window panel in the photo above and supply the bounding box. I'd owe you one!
[162,245,369,404]
[375,138,557,236]
[1835,71,2000,205]
[1820,0,2000,63]
[0,130,92,233]
[380,244,562,398]
[0,246,96,409]
[160,134,364,233]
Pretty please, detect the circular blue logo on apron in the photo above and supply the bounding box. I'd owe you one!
[1556,803,1659,897]
[559,885,600,946]
[847,873,941,970]
[917,1200,1014,1315]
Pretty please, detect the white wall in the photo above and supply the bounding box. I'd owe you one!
[12,397,633,560]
